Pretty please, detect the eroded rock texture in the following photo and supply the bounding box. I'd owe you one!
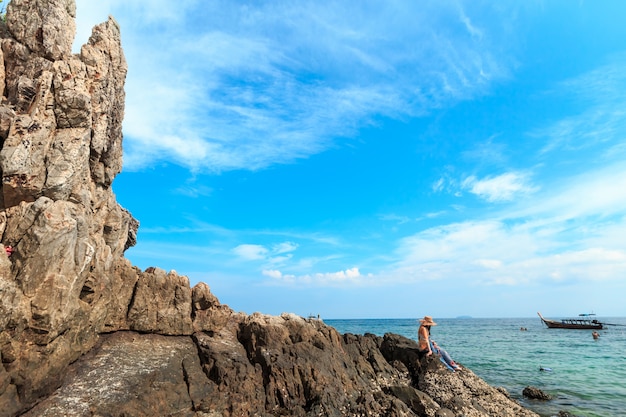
[0,0,146,414]
[23,319,539,417]
[0,1,540,416]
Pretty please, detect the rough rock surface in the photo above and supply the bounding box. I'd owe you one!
[0,1,541,416]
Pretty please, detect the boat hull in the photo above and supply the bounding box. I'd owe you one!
[537,312,603,330]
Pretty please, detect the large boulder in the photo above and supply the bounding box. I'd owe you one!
[21,332,206,417]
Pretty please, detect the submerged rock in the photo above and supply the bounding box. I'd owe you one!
[0,1,541,416]
[523,386,553,401]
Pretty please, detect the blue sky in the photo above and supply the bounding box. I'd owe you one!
[73,1,626,319]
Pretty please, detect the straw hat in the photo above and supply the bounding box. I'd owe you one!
[419,316,437,326]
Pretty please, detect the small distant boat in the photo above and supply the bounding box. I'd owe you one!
[537,312,603,330]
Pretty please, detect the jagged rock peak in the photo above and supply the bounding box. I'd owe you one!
[0,0,145,414]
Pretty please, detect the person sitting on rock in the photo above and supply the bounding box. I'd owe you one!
[431,340,461,370]
[417,315,461,371]
[4,245,13,257]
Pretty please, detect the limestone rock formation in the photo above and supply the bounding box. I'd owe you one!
[0,1,541,416]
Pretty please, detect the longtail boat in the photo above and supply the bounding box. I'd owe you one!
[537,312,603,330]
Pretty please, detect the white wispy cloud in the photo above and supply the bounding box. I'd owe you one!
[379,214,411,224]
[389,218,626,288]
[74,0,514,173]
[462,172,537,202]
[432,177,446,193]
[507,162,626,222]
[232,244,268,261]
[272,242,299,254]
[232,241,298,263]
[174,183,214,198]
[536,55,626,157]
[263,267,365,286]
[388,161,626,288]
[262,269,284,279]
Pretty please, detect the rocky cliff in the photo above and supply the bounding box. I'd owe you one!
[0,1,539,416]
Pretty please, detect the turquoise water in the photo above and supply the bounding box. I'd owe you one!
[325,317,626,417]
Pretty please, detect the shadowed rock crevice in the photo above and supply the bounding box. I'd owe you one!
[125,276,139,321]
[78,280,95,304]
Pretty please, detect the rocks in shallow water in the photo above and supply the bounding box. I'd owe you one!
[523,385,553,400]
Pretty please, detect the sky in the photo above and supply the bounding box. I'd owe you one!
[70,0,626,319]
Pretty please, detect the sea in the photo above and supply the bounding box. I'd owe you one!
[325,317,626,417]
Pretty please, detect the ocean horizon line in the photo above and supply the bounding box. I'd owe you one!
[323,315,626,320]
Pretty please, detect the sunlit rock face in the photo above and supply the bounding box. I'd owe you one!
[0,0,141,413]
[0,1,541,416]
